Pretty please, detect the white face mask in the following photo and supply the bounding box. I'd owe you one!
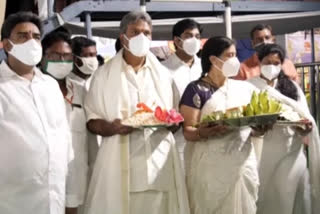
[124,33,151,57]
[215,57,240,77]
[75,56,99,75]
[261,64,281,80]
[45,60,73,80]
[8,39,42,66]
[179,37,201,56]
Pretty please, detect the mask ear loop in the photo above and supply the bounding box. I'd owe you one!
[175,37,185,51]
[8,40,15,46]
[212,56,225,72]
[7,40,16,53]
[213,56,229,111]
[74,55,84,69]
[122,34,131,52]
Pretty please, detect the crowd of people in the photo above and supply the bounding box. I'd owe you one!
[0,10,320,214]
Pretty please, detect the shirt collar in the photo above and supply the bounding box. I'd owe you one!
[68,71,86,84]
[172,53,200,67]
[0,60,45,81]
[122,55,152,73]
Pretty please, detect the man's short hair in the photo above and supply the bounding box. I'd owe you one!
[172,18,202,39]
[119,11,152,34]
[250,24,273,40]
[71,36,96,56]
[41,29,71,54]
[1,12,42,40]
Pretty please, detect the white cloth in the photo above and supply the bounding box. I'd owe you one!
[36,0,54,20]
[0,61,73,214]
[162,53,202,173]
[68,72,92,92]
[0,0,5,40]
[84,50,190,214]
[130,190,169,214]
[248,76,320,214]
[162,53,202,102]
[67,72,100,179]
[64,76,89,207]
[187,79,259,214]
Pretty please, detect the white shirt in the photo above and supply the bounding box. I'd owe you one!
[162,53,202,102]
[64,76,89,207]
[0,61,73,214]
[68,71,92,92]
[162,54,202,169]
[122,58,174,191]
[67,71,101,180]
[83,50,190,214]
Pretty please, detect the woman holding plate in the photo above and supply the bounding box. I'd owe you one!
[248,43,320,214]
[179,36,260,214]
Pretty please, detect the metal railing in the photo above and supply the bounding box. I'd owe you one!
[295,62,320,126]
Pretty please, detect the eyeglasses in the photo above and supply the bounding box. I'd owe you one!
[45,52,73,61]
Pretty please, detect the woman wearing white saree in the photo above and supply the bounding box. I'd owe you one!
[248,43,320,214]
[179,36,259,214]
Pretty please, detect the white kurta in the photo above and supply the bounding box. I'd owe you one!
[64,76,89,207]
[84,50,190,214]
[248,77,312,214]
[0,61,73,214]
[162,53,202,172]
[187,79,259,214]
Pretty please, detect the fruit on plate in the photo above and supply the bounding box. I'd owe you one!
[244,91,282,116]
[122,103,184,127]
[155,106,184,125]
[201,111,224,123]
[200,90,282,124]
[225,107,244,119]
[200,107,244,123]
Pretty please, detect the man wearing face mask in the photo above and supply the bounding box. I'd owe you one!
[162,19,202,173]
[0,12,74,214]
[41,30,89,214]
[234,24,299,83]
[84,11,189,214]
[162,18,202,105]
[70,36,101,190]
[70,36,98,90]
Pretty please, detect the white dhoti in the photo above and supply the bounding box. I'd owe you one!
[84,50,189,214]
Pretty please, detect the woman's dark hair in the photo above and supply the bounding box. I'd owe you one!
[257,43,285,63]
[258,43,298,101]
[201,36,235,77]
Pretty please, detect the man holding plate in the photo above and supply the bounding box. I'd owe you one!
[84,11,189,214]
